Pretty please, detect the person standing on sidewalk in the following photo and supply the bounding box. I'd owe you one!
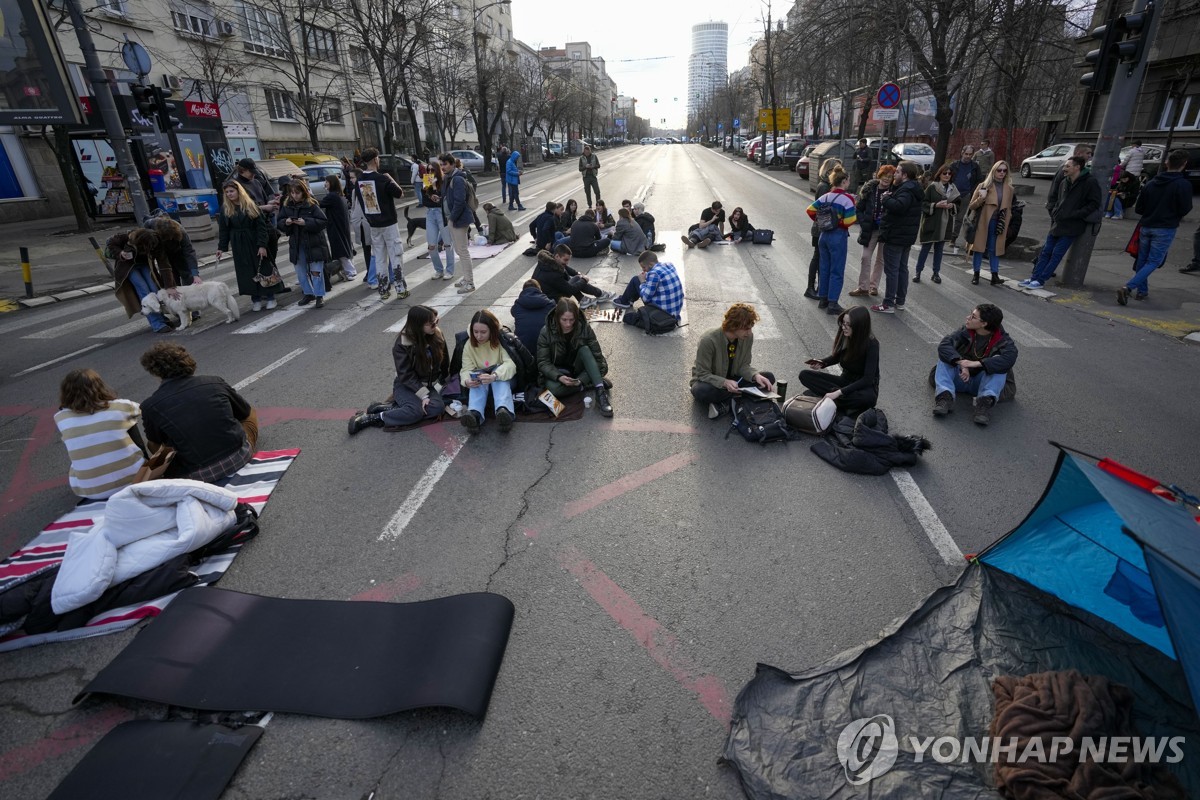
[967,161,1013,286]
[974,139,996,176]
[506,149,525,211]
[439,152,477,294]
[1118,149,1193,305]
[356,147,409,300]
[579,145,602,208]
[871,161,923,314]
[1019,156,1101,290]
[947,147,981,254]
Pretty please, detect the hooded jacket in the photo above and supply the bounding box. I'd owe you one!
[511,284,556,354]
[1134,171,1194,229]
[536,309,608,386]
[506,151,522,185]
[532,250,583,301]
[486,206,518,244]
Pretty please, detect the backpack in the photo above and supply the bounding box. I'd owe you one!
[726,397,794,445]
[815,201,838,233]
[461,172,479,211]
[622,304,678,335]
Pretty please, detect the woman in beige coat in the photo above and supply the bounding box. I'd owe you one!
[967,161,1013,285]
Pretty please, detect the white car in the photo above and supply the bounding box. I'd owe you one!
[447,149,498,172]
[640,137,652,145]
[652,137,670,145]
[891,142,936,170]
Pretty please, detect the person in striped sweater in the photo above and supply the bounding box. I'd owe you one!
[806,169,858,315]
[54,369,147,499]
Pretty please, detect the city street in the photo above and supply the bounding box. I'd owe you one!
[2,144,1199,799]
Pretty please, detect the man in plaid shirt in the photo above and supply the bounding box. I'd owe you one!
[612,251,684,319]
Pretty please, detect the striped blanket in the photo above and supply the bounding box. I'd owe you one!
[0,449,299,653]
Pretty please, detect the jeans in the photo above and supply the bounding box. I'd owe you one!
[818,229,848,304]
[1110,197,1124,217]
[508,181,522,208]
[914,241,944,276]
[555,231,569,243]
[368,224,404,289]
[127,265,169,331]
[1030,233,1075,284]
[382,385,445,427]
[448,224,474,286]
[412,183,423,206]
[426,211,455,277]
[468,379,514,423]
[1127,226,1177,295]
[688,224,720,244]
[545,347,606,398]
[856,230,884,291]
[971,222,1000,274]
[583,174,601,207]
[882,243,911,307]
[690,372,777,406]
[295,248,325,297]
[934,360,1007,401]
[617,274,642,305]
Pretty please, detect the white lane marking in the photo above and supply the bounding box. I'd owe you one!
[711,259,780,340]
[233,308,306,335]
[378,433,467,542]
[893,300,946,344]
[91,317,163,339]
[0,295,113,335]
[383,243,531,332]
[890,470,964,566]
[22,307,123,339]
[232,347,307,390]
[308,297,392,333]
[11,343,107,377]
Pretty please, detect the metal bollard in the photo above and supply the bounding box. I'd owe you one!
[20,246,32,298]
[88,236,114,279]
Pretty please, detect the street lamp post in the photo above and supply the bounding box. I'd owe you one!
[471,0,511,174]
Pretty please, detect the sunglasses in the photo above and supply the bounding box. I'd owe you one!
[996,168,1008,173]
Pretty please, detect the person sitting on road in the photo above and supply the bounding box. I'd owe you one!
[511,278,556,355]
[931,304,1018,427]
[593,199,615,231]
[533,201,559,252]
[483,202,518,245]
[689,302,776,419]
[459,309,519,434]
[536,297,613,417]
[54,368,146,499]
[610,207,648,255]
[799,306,879,414]
[532,244,610,308]
[683,201,725,248]
[566,210,611,257]
[556,199,579,240]
[347,305,450,435]
[632,202,658,248]
[139,342,258,481]
[613,250,684,319]
[724,207,756,242]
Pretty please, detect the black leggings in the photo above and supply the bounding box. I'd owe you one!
[807,230,820,291]
[798,369,877,412]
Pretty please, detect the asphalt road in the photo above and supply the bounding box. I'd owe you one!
[2,145,1199,799]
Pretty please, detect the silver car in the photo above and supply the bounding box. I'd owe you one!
[447,149,498,172]
[1019,143,1087,178]
[300,163,344,199]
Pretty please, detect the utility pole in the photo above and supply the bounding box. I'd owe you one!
[1062,0,1159,288]
[64,0,150,222]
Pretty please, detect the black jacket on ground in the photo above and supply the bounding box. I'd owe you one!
[1049,169,1103,237]
[1135,171,1194,229]
[277,201,331,264]
[810,409,931,476]
[879,179,924,246]
[511,285,556,354]
[532,251,582,301]
[142,376,251,476]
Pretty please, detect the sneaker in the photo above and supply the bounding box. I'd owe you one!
[681,235,695,248]
[948,245,959,255]
[343,269,358,279]
[496,407,514,433]
[265,298,278,310]
[379,285,391,300]
[1112,214,1123,220]
[932,391,954,417]
[611,296,632,309]
[870,304,894,314]
[972,396,995,426]
[1026,280,1043,289]
[600,291,616,303]
[893,303,905,311]
[250,301,262,312]
[707,403,720,420]
[596,388,613,418]
[298,294,315,306]
[397,286,411,299]
[454,278,466,287]
[1116,286,1130,305]
[869,288,879,296]
[1017,279,1033,288]
[347,412,383,436]
[579,296,598,309]
[847,288,869,297]
[434,271,444,280]
[1135,292,1148,301]
[825,303,845,315]
[460,409,482,433]
[456,282,475,294]
[931,273,942,284]
[696,237,711,248]
[442,273,454,280]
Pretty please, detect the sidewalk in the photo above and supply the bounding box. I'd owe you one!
[718,148,1200,342]
[0,164,553,311]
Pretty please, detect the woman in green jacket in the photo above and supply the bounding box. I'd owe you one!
[913,163,960,284]
[536,297,612,417]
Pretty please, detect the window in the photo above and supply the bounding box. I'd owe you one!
[237,2,288,57]
[1158,93,1200,130]
[305,26,337,61]
[463,117,475,134]
[171,6,213,36]
[265,88,296,120]
[321,97,343,124]
[571,51,582,59]
[96,0,127,15]
[349,46,370,72]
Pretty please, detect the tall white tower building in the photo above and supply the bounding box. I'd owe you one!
[688,22,729,120]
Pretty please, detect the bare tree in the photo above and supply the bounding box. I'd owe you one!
[415,31,475,148]
[147,24,252,108]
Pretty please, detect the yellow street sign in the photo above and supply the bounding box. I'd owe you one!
[757,107,791,130]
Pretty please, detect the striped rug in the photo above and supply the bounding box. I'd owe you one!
[0,448,300,652]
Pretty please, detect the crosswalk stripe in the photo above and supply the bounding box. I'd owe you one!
[233,308,306,335]
[0,294,113,335]
[935,274,1069,348]
[891,299,950,344]
[23,307,124,339]
[383,244,527,332]
[710,257,781,340]
[308,298,393,334]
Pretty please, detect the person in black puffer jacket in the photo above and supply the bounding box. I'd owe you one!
[874,160,924,313]
[810,408,932,475]
[511,279,556,354]
[277,180,331,308]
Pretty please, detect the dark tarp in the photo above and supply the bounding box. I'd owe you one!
[722,564,1200,799]
[47,720,261,800]
[77,587,514,719]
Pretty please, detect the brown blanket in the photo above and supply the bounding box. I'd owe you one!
[991,670,1184,799]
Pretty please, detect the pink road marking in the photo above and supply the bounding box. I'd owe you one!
[563,452,698,519]
[608,419,702,435]
[350,572,423,602]
[558,547,732,723]
[0,706,133,782]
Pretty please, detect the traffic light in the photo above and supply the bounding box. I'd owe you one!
[1115,5,1154,75]
[154,85,181,130]
[131,83,159,120]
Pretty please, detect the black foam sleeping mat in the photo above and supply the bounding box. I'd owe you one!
[47,719,262,800]
[76,587,515,719]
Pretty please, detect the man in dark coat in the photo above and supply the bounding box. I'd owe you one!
[565,210,610,257]
[948,146,982,253]
[1020,156,1101,289]
[1118,149,1194,305]
[873,160,924,313]
[931,303,1018,426]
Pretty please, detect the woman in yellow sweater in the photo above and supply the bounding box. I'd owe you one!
[459,309,518,434]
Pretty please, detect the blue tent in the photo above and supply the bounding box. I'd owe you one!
[725,447,1200,799]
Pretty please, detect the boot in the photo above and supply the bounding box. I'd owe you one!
[971,273,980,285]
[932,392,954,417]
[596,388,614,418]
[972,396,995,426]
[990,273,1003,286]
[366,401,392,414]
[347,412,384,435]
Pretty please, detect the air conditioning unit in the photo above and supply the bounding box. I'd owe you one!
[163,74,183,91]
[217,20,236,37]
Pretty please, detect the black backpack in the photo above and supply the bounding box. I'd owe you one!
[622,304,679,335]
[726,397,794,444]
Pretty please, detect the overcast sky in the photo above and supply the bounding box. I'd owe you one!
[509,1,769,129]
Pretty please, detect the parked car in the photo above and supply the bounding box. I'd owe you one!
[652,136,670,145]
[795,144,817,179]
[805,139,898,191]
[273,152,340,167]
[376,153,415,181]
[447,149,499,172]
[891,142,936,170]
[640,137,652,145]
[1019,142,1087,178]
[300,163,345,199]
[781,140,809,170]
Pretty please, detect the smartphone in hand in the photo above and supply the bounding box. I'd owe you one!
[805,359,824,369]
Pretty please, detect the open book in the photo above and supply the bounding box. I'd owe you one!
[739,385,781,400]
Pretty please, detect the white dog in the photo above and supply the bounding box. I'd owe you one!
[140,281,240,330]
